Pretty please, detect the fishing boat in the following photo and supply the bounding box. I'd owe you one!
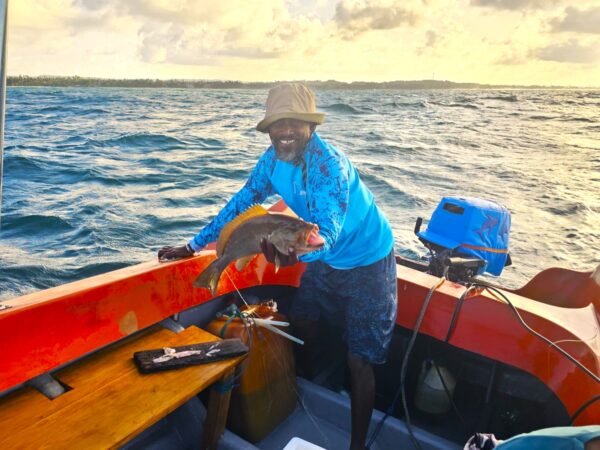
[1,195,599,449]
[0,4,599,448]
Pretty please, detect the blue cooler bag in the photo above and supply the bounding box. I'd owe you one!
[417,197,511,276]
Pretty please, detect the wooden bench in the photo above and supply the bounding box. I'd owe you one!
[0,325,244,450]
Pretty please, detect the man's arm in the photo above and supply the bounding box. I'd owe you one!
[188,149,276,251]
[158,149,275,260]
[299,151,349,262]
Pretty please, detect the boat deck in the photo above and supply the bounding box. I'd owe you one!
[124,378,460,450]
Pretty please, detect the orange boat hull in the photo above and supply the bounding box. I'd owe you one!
[2,201,598,426]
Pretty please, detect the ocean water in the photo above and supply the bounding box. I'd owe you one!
[0,87,598,300]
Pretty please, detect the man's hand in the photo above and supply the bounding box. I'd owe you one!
[260,238,298,272]
[158,245,194,262]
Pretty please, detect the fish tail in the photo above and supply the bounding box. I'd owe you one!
[193,259,226,295]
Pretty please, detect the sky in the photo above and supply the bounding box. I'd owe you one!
[7,0,600,86]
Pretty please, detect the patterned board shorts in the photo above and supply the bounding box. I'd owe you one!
[290,250,398,364]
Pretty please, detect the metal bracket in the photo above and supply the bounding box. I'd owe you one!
[160,317,185,334]
[27,373,66,400]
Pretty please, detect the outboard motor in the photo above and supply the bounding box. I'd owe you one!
[415,197,511,283]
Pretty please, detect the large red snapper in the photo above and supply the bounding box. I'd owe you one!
[193,205,324,294]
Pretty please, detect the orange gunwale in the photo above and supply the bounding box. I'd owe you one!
[1,200,598,425]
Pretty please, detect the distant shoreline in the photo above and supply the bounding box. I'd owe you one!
[6,75,597,90]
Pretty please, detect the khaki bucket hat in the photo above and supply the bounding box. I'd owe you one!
[256,83,325,133]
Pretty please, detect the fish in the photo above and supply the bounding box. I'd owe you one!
[193,205,324,294]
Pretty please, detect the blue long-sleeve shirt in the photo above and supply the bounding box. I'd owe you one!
[188,132,393,269]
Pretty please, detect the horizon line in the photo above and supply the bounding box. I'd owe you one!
[6,74,600,90]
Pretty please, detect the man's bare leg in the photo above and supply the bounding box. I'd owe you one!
[348,353,375,450]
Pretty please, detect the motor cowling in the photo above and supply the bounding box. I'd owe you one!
[416,197,511,281]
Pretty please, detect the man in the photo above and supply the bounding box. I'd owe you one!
[159,83,397,450]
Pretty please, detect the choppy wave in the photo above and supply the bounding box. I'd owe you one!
[560,116,595,123]
[2,214,74,234]
[3,153,45,172]
[484,94,518,102]
[385,100,427,108]
[544,202,591,216]
[38,105,110,115]
[430,101,479,109]
[322,103,363,114]
[90,133,187,148]
[1,87,598,299]
[529,115,557,121]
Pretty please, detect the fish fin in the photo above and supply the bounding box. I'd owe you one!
[234,255,255,272]
[193,259,225,295]
[274,253,280,274]
[217,204,269,256]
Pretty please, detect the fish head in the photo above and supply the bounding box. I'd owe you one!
[268,218,324,255]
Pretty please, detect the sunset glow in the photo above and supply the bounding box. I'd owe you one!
[7,0,600,86]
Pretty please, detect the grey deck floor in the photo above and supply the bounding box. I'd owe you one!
[124,378,461,450]
[256,379,460,450]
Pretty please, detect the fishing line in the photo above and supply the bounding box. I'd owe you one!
[365,277,599,450]
[544,335,599,390]
[425,345,468,430]
[257,311,332,448]
[445,285,480,343]
[245,302,332,445]
[289,379,333,448]
[213,305,254,390]
[225,270,251,310]
[213,273,268,392]
[221,272,332,447]
[258,318,333,448]
[445,282,600,425]
[366,276,447,450]
[569,395,600,424]
[480,285,600,385]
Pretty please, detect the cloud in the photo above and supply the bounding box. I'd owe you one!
[334,0,421,38]
[73,0,105,11]
[133,3,327,64]
[549,6,600,34]
[532,39,600,63]
[10,0,600,86]
[471,0,561,10]
[137,24,273,65]
[416,30,441,55]
[496,49,528,65]
[13,0,333,70]
[424,30,438,47]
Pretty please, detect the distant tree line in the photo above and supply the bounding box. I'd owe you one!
[7,75,550,90]
[8,75,251,89]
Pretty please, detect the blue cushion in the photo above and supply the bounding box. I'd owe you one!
[496,425,600,450]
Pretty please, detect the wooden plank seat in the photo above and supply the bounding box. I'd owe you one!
[0,325,244,450]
